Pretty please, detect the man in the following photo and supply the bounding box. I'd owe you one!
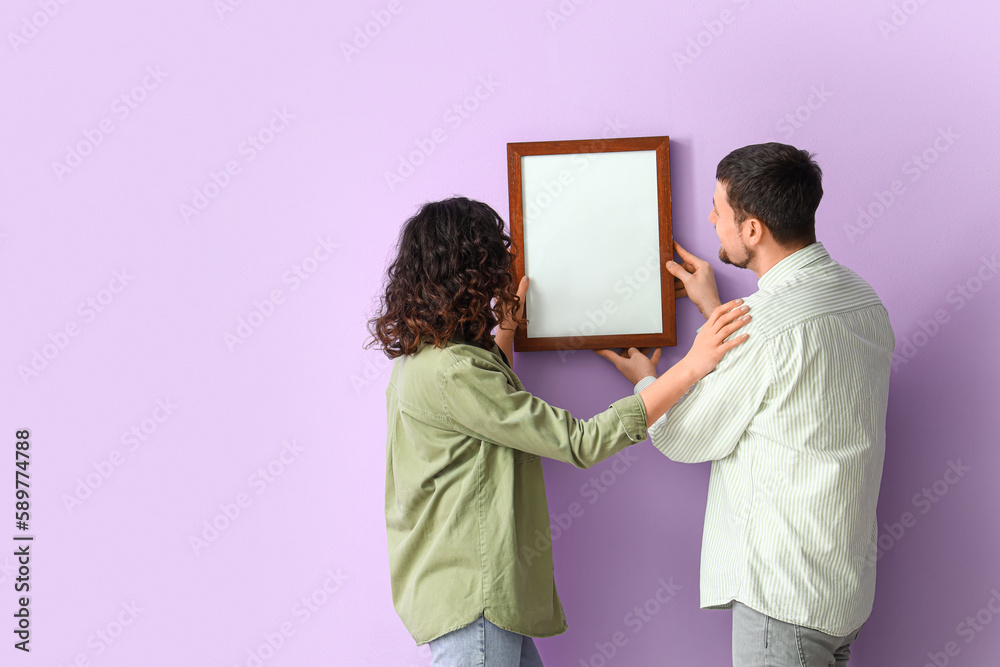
[597,143,894,666]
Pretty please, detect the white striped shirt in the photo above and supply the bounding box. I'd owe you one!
[634,242,894,636]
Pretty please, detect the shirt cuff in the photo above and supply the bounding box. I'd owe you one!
[609,394,648,444]
[633,375,657,395]
[634,375,681,428]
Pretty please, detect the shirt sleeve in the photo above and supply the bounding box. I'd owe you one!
[439,355,648,469]
[633,374,686,429]
[633,321,773,463]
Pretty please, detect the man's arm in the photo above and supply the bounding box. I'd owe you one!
[634,318,771,463]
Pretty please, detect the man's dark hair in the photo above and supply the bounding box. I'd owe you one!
[716,143,823,247]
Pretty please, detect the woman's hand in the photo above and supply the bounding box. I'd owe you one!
[679,298,751,379]
[495,276,529,365]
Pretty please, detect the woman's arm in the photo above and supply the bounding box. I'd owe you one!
[493,276,528,367]
[439,357,647,469]
[598,299,751,426]
[438,298,748,468]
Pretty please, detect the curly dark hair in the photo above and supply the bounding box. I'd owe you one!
[366,196,524,358]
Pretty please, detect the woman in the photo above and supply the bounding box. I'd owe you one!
[368,196,749,666]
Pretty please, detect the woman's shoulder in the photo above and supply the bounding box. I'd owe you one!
[405,340,507,375]
[395,340,512,405]
[411,339,506,372]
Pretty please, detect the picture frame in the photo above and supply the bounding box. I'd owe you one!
[506,135,675,352]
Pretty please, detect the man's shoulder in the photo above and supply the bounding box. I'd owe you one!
[746,259,886,333]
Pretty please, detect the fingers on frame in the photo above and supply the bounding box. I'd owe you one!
[594,349,626,367]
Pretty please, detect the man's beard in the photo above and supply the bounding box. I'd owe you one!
[719,243,754,269]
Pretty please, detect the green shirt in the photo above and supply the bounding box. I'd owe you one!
[634,242,894,636]
[385,340,648,644]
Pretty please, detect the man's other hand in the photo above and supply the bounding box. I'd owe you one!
[594,346,661,385]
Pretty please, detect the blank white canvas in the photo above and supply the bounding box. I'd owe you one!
[521,150,663,339]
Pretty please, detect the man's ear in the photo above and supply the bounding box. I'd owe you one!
[742,217,767,248]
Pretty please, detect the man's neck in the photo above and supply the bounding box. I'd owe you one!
[749,241,812,279]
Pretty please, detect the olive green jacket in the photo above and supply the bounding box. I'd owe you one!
[385,339,648,644]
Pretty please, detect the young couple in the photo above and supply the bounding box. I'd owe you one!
[369,143,894,667]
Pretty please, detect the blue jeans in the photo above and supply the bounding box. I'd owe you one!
[732,601,865,667]
[429,615,545,667]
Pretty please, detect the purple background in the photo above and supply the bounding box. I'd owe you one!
[2,0,998,665]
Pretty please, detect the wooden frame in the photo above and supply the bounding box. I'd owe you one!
[507,136,675,352]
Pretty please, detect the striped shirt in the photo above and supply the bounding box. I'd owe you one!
[633,242,894,636]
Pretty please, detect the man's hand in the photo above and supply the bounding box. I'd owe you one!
[666,241,722,320]
[495,276,529,365]
[594,347,662,385]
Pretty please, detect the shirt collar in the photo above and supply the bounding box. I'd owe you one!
[444,337,510,367]
[757,242,830,291]
[494,343,511,368]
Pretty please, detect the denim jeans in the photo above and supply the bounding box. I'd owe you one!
[732,601,865,667]
[429,614,545,667]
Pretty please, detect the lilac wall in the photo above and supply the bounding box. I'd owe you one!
[3,1,998,665]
